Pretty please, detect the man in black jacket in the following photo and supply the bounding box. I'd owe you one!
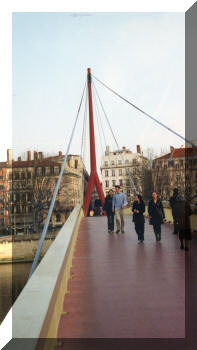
[148,191,165,241]
[104,189,114,233]
[169,188,179,234]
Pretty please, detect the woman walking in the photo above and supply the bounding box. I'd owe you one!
[148,191,165,241]
[103,189,114,233]
[132,194,145,243]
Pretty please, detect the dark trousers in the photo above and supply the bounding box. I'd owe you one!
[135,221,144,241]
[107,213,114,231]
[153,221,161,240]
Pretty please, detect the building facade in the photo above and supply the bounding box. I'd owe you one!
[0,150,88,235]
[100,145,148,204]
[152,145,197,203]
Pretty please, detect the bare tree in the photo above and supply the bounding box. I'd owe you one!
[143,148,158,169]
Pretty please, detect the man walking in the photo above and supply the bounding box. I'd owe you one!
[169,188,179,234]
[112,185,127,234]
[104,189,114,233]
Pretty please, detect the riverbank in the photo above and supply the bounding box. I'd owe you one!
[0,233,57,264]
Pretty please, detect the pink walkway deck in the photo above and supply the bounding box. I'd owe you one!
[57,216,185,339]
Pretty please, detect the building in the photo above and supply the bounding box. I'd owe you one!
[152,144,197,202]
[100,145,148,204]
[0,150,89,235]
[0,150,12,234]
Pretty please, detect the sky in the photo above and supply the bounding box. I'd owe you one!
[9,12,187,172]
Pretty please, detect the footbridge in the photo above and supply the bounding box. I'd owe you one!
[2,68,197,350]
[10,204,191,348]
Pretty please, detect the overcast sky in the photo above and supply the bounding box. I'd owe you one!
[12,12,185,172]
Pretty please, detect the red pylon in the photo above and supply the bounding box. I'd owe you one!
[83,68,105,216]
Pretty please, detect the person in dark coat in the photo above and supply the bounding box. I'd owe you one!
[103,190,114,233]
[132,194,145,242]
[94,196,102,216]
[148,191,165,241]
[173,194,192,251]
[169,188,179,234]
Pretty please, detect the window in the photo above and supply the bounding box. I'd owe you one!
[111,161,115,165]
[104,161,108,166]
[75,160,78,169]
[15,193,20,202]
[21,172,25,179]
[168,160,174,167]
[56,213,61,222]
[126,179,130,186]
[175,164,179,170]
[51,167,54,175]
[0,218,4,225]
[0,185,4,191]
[176,175,181,182]
[42,167,46,176]
[119,169,122,176]
[105,180,109,187]
[16,204,20,214]
[21,193,26,202]
[118,160,122,165]
[105,170,108,177]
[112,180,116,187]
[112,170,115,177]
[0,207,4,215]
[28,193,32,201]
[133,159,137,165]
[11,205,15,214]
[27,172,31,179]
[119,179,123,186]
[127,190,130,196]
[15,172,20,180]
[125,159,129,164]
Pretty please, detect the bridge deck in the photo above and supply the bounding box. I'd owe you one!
[57,216,185,339]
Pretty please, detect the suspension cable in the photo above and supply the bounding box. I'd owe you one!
[92,74,195,149]
[92,82,107,148]
[93,81,137,194]
[92,86,105,156]
[28,81,87,280]
[76,83,88,204]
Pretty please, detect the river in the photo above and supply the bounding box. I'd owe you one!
[0,262,32,324]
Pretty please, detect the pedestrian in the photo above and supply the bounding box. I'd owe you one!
[103,189,114,233]
[173,194,192,251]
[112,185,127,234]
[148,191,165,241]
[132,194,145,243]
[94,196,102,216]
[169,188,179,234]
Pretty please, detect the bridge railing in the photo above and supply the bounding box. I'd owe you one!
[12,204,83,350]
